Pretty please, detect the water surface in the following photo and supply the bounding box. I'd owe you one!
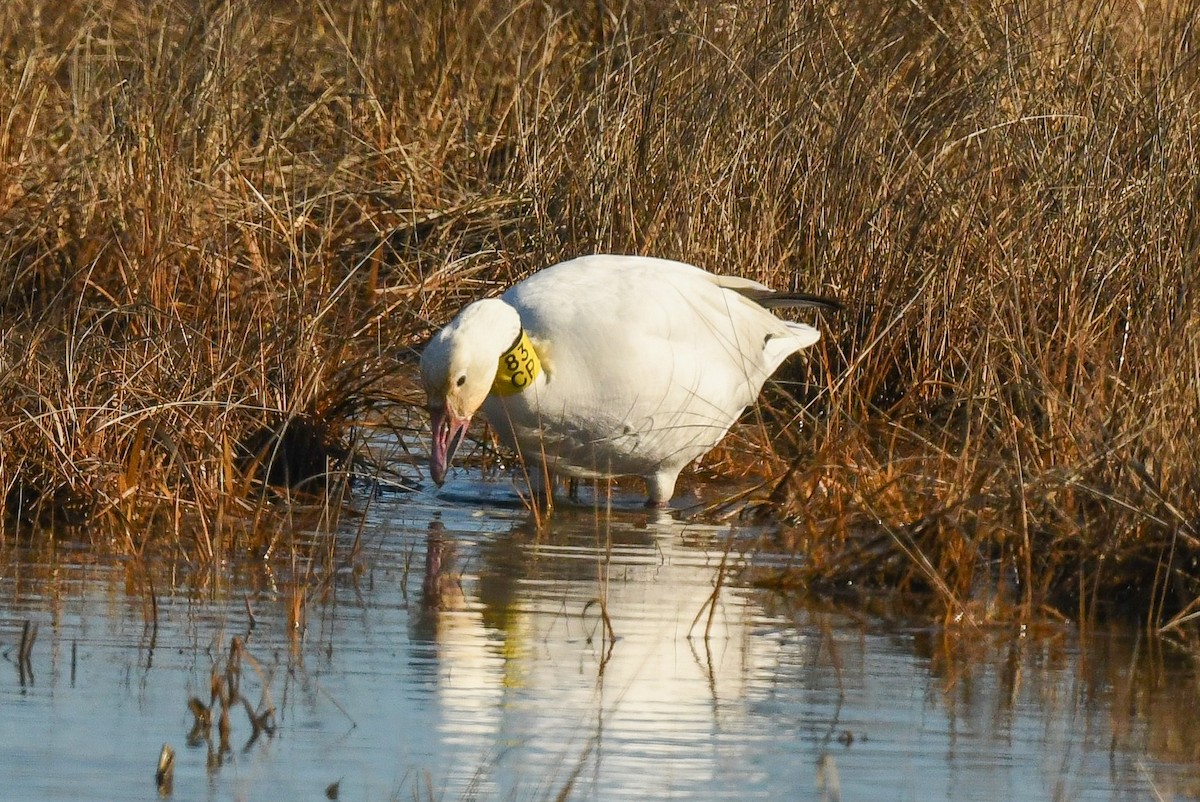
[3,476,1200,800]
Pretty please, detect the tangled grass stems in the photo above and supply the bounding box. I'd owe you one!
[0,0,1198,625]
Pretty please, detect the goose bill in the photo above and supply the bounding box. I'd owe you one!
[429,407,469,485]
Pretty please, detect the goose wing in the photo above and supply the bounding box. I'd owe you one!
[493,255,816,472]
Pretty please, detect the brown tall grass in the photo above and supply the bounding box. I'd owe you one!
[1,0,1198,623]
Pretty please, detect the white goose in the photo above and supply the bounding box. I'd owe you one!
[420,254,839,506]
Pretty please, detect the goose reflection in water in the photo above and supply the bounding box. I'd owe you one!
[404,505,782,798]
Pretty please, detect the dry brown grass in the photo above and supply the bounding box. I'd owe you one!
[705,0,1200,625]
[1,0,1198,623]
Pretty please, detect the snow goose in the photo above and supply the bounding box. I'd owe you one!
[420,254,839,505]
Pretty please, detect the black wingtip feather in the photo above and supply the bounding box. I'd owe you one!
[741,289,844,312]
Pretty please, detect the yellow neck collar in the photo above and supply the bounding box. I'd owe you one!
[492,329,542,396]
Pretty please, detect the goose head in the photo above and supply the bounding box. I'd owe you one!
[420,298,522,485]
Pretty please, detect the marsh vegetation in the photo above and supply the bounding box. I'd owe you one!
[1,0,1199,625]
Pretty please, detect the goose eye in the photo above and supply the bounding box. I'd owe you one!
[455,375,467,387]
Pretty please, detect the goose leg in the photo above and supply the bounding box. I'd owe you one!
[645,471,678,508]
[526,464,556,512]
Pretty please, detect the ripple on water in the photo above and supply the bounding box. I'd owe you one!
[2,473,1200,800]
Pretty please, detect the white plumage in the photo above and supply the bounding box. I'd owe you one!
[420,254,838,505]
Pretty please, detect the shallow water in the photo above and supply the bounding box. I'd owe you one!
[3,476,1200,801]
